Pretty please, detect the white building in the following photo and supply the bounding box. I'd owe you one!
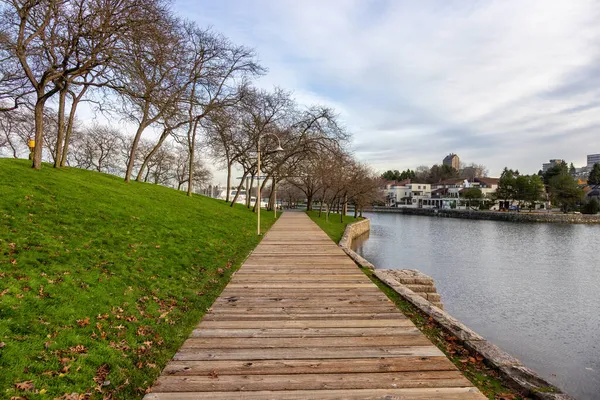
[383,177,500,209]
[587,154,600,168]
[542,159,565,172]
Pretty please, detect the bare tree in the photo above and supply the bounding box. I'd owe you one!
[70,125,123,173]
[0,0,167,169]
[0,105,32,157]
[179,24,263,196]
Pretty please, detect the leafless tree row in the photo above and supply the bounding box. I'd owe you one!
[1,0,381,209]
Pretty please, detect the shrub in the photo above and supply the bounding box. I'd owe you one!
[582,199,599,214]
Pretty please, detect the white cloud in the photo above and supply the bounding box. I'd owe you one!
[177,0,600,178]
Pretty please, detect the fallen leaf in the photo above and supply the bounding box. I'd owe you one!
[0,342,5,348]
[77,317,90,327]
[10,259,17,265]
[69,345,87,354]
[93,364,110,386]
[208,370,218,379]
[15,380,35,391]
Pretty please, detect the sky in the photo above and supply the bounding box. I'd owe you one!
[175,0,600,180]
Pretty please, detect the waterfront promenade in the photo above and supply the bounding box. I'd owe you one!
[144,212,484,399]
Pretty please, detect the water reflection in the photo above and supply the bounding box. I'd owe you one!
[354,213,600,400]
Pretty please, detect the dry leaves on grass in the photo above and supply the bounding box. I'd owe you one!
[495,394,517,400]
[69,345,88,354]
[77,317,90,327]
[14,380,35,391]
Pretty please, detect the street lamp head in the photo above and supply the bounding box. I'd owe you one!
[274,144,284,152]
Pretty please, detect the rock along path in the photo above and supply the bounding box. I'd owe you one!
[144,212,485,399]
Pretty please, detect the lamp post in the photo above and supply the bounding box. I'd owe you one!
[257,133,283,235]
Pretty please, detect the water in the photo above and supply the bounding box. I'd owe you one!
[354,213,600,400]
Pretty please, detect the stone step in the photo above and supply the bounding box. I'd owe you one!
[405,284,437,293]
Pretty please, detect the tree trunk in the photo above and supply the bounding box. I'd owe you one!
[269,176,276,211]
[247,174,254,208]
[187,119,200,196]
[252,174,271,213]
[230,170,248,206]
[306,193,313,211]
[60,96,78,166]
[225,161,232,202]
[125,120,148,183]
[354,203,358,218]
[32,98,45,169]
[54,86,68,167]
[137,127,170,181]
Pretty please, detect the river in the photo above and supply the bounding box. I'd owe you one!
[354,212,600,400]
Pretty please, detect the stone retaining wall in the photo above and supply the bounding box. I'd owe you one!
[339,218,374,269]
[374,269,574,400]
[381,269,444,309]
[364,206,600,224]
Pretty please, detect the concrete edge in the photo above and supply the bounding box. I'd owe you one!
[339,218,375,270]
[373,270,574,400]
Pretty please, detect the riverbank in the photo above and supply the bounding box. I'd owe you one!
[364,206,600,223]
[0,159,277,399]
[307,211,525,399]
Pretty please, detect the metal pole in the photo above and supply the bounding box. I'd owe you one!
[257,137,261,235]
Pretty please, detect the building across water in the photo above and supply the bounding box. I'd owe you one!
[442,153,460,170]
[587,153,600,168]
[542,159,565,172]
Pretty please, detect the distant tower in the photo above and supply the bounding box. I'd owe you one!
[443,153,460,170]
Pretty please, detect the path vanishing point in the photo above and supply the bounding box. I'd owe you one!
[144,212,486,399]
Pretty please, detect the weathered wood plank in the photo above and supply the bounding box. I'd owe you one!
[162,357,456,376]
[190,327,420,338]
[173,346,445,361]
[145,387,485,400]
[180,335,431,349]
[152,371,472,392]
[206,306,400,314]
[202,313,405,321]
[197,319,412,329]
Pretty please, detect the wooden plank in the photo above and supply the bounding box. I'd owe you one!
[190,327,420,338]
[227,283,375,288]
[213,298,393,304]
[152,371,472,392]
[197,319,413,329]
[180,335,431,349]
[231,274,367,281]
[173,346,445,361]
[145,387,485,400]
[202,313,405,321]
[161,357,456,376]
[213,297,393,306]
[219,289,386,297]
[206,306,400,314]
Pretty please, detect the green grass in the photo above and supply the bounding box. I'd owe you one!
[305,210,361,242]
[306,208,522,399]
[0,159,277,399]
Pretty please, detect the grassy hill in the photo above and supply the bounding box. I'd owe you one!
[0,159,276,399]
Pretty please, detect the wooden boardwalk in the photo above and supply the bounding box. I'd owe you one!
[145,212,485,399]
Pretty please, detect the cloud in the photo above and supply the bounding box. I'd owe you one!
[177,0,600,178]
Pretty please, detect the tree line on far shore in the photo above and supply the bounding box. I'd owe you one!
[0,0,382,214]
